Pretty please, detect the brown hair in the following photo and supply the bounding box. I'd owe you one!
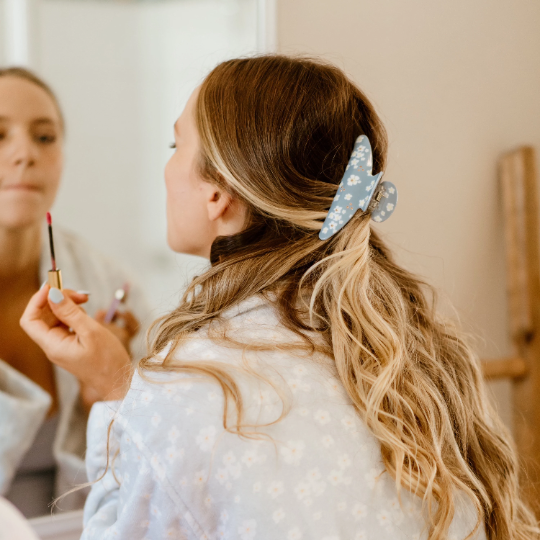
[0,66,64,130]
[146,55,539,539]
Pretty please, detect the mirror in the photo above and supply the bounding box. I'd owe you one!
[0,0,272,523]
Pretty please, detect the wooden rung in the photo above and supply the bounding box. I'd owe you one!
[481,357,528,380]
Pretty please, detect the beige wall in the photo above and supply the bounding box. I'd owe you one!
[277,0,540,427]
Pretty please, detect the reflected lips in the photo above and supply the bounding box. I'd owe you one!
[1,184,41,191]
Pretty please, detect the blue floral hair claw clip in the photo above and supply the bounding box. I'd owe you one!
[319,135,398,240]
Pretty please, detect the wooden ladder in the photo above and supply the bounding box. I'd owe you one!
[481,146,540,512]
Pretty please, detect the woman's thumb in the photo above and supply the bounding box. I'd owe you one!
[48,288,92,335]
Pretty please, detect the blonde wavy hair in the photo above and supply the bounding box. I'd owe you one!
[144,55,539,539]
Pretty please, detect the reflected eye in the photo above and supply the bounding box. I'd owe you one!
[34,134,57,144]
[169,142,176,149]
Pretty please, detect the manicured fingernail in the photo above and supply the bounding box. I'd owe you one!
[49,288,64,304]
[76,290,91,295]
[40,281,47,289]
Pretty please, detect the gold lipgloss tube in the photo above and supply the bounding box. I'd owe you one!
[48,269,63,290]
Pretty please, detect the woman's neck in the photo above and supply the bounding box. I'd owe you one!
[0,224,42,298]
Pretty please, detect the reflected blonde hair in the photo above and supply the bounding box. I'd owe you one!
[145,55,538,539]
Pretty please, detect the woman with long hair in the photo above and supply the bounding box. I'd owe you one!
[0,67,148,517]
[22,55,538,539]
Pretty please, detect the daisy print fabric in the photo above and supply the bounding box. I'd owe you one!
[82,296,485,540]
[319,135,398,239]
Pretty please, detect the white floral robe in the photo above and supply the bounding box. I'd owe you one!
[83,296,485,540]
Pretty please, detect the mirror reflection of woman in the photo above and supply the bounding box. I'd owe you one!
[0,68,149,518]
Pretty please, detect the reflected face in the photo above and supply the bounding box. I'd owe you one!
[165,88,216,257]
[0,76,63,231]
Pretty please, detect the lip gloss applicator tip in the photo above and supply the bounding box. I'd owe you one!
[46,212,63,289]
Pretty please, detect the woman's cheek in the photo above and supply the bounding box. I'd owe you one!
[166,188,189,251]
[43,153,63,207]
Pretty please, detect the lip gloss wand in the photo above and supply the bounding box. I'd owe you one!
[103,283,130,324]
[46,212,63,289]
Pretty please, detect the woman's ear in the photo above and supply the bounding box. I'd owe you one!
[204,182,247,236]
[205,183,233,222]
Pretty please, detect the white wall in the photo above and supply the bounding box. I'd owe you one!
[0,0,4,64]
[277,0,540,427]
